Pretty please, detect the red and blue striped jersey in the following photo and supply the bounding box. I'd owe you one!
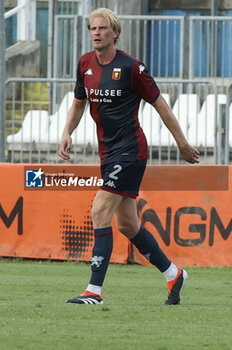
[74,50,160,164]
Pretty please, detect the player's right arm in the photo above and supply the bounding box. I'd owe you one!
[59,98,87,160]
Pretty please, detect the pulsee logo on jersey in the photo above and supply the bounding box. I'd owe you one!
[85,87,122,104]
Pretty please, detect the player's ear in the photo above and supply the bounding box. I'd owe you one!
[113,30,119,40]
[113,30,119,44]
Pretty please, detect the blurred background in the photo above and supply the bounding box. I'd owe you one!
[1,0,232,164]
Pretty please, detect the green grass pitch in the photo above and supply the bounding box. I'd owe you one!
[0,259,231,350]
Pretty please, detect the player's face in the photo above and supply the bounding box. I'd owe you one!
[89,16,118,51]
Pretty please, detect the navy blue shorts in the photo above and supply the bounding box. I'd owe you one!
[100,158,147,198]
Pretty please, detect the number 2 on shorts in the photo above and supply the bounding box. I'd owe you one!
[109,164,122,180]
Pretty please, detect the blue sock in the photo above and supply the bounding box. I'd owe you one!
[131,226,171,272]
[89,226,113,287]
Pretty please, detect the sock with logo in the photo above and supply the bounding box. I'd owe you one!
[131,225,171,272]
[89,226,113,288]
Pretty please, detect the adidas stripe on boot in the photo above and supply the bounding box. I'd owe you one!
[67,290,103,305]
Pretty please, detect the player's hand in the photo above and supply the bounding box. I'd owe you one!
[179,143,200,164]
[59,133,72,160]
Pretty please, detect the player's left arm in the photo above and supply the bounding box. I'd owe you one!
[152,95,200,164]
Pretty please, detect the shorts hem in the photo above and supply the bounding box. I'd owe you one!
[100,186,137,199]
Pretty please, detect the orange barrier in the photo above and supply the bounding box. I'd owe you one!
[0,163,231,266]
[0,164,129,263]
[136,166,232,267]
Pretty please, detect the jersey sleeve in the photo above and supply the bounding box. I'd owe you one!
[131,61,160,104]
[74,61,87,100]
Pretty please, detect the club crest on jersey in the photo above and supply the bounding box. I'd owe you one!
[112,68,121,80]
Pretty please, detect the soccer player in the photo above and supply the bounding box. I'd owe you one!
[59,8,200,305]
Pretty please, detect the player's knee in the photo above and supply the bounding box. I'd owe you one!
[91,205,111,227]
[116,221,126,234]
[116,221,136,237]
[91,205,101,224]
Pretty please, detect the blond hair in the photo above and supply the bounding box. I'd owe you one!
[88,8,121,43]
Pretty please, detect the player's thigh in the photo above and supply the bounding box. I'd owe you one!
[114,196,140,239]
[91,189,123,227]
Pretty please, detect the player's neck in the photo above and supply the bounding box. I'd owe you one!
[95,46,117,65]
